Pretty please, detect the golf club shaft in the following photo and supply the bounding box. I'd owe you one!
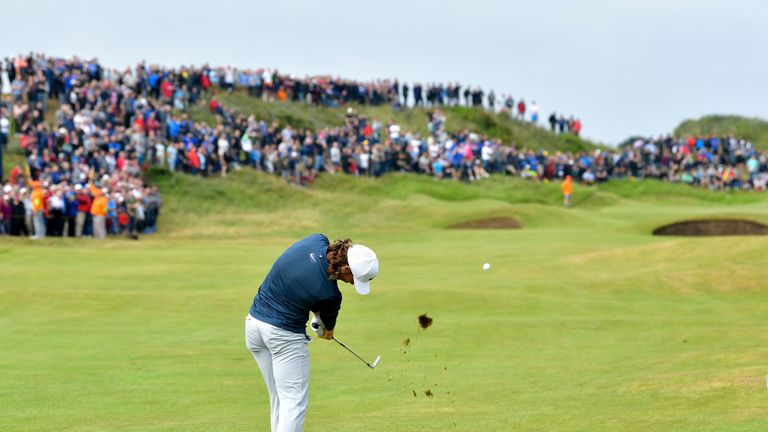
[333,337,373,367]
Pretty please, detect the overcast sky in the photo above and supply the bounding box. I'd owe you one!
[2,0,766,144]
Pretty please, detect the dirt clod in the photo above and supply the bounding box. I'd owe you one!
[402,338,410,348]
[418,313,433,329]
[412,390,417,397]
[447,217,522,229]
[424,389,433,398]
[653,219,768,236]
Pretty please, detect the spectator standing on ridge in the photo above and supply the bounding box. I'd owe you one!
[530,101,540,124]
[517,99,526,120]
[548,112,557,132]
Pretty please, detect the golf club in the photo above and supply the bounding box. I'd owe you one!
[333,337,381,369]
[312,322,380,369]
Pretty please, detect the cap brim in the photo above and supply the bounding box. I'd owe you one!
[353,277,370,295]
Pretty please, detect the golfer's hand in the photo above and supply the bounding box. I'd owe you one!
[310,313,325,337]
[318,328,334,340]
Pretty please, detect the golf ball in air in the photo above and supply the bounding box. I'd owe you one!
[483,263,491,271]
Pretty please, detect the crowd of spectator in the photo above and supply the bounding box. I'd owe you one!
[0,171,161,239]
[1,52,767,242]
[137,97,768,192]
[0,54,162,239]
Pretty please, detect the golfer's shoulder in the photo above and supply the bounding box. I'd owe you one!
[305,233,329,245]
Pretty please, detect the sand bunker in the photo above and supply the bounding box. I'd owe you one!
[447,217,522,229]
[653,219,768,236]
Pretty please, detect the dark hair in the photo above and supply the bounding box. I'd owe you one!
[326,238,353,281]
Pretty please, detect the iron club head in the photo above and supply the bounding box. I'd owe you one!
[369,355,381,369]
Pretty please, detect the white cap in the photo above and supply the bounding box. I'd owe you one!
[347,244,378,295]
[74,184,83,191]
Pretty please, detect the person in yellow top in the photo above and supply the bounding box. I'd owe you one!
[89,182,109,240]
[561,175,573,208]
[29,179,46,238]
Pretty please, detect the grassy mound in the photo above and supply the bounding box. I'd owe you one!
[674,115,768,150]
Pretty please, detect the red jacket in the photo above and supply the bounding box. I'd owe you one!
[10,166,22,184]
[188,147,200,169]
[161,81,174,99]
[77,193,92,213]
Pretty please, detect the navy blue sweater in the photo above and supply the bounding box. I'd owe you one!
[250,234,342,334]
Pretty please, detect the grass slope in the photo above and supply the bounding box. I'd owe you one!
[674,115,768,151]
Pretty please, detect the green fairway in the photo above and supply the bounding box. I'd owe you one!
[2,172,768,431]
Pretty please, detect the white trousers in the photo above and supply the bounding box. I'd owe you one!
[245,315,310,432]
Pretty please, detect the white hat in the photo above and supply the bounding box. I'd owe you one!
[74,184,83,191]
[347,244,378,295]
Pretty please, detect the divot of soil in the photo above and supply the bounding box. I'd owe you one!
[402,338,410,348]
[412,390,417,397]
[424,389,433,398]
[418,313,433,329]
[447,217,522,229]
[652,219,768,236]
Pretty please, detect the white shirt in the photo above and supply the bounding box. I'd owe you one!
[481,144,494,162]
[330,147,341,164]
[428,143,440,158]
[48,195,64,210]
[388,124,401,139]
[0,117,9,134]
[218,137,230,153]
[241,135,253,153]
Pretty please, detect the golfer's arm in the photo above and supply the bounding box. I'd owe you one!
[312,297,340,331]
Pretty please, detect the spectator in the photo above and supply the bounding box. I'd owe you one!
[562,175,573,207]
[90,182,108,240]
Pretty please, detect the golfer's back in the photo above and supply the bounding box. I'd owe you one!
[250,234,340,334]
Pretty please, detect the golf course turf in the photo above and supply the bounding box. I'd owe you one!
[1,170,767,431]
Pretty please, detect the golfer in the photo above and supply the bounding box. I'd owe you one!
[245,234,379,432]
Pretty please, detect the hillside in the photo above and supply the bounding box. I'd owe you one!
[191,92,602,152]
[674,115,768,150]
